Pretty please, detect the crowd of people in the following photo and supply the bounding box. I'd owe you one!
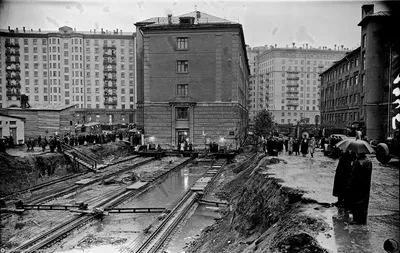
[262,135,317,157]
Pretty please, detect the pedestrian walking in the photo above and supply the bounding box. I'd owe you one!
[309,137,316,158]
[288,138,293,155]
[300,138,309,157]
[347,152,373,225]
[40,137,48,152]
[332,150,355,208]
[293,138,300,155]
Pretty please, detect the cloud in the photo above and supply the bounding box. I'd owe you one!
[45,16,60,27]
[295,25,314,44]
[103,6,109,13]
[272,27,279,36]
[76,2,84,13]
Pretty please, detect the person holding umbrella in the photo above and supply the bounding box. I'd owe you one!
[334,138,374,225]
[332,150,355,208]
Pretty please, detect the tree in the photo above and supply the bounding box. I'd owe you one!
[254,109,274,137]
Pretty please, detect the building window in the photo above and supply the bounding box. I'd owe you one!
[176,107,189,120]
[177,84,188,96]
[177,37,188,50]
[177,60,188,73]
[362,34,367,48]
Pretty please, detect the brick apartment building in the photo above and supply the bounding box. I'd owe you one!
[135,11,250,149]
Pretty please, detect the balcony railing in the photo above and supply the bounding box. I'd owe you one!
[103,44,116,50]
[104,92,117,97]
[286,97,299,100]
[103,84,117,89]
[104,100,117,106]
[6,57,20,64]
[5,50,20,56]
[6,82,21,88]
[103,60,117,65]
[287,102,299,106]
[287,76,300,80]
[104,76,117,81]
[286,70,300,74]
[6,67,21,72]
[6,75,21,80]
[286,90,299,94]
[5,42,20,48]
[287,83,299,88]
[6,90,21,96]
[103,52,116,58]
[103,68,117,73]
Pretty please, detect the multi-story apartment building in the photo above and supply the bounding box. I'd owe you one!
[135,11,250,149]
[253,45,347,125]
[246,45,269,121]
[320,4,399,141]
[320,47,361,129]
[0,26,136,125]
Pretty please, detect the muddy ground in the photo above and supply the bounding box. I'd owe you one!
[0,141,134,196]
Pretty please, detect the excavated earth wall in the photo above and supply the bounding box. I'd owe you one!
[188,153,330,253]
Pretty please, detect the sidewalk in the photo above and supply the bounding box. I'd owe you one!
[266,151,399,253]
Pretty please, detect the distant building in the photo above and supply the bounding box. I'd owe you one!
[320,4,400,141]
[135,11,250,149]
[0,113,25,144]
[320,47,361,130]
[5,104,76,140]
[250,44,348,125]
[0,26,136,125]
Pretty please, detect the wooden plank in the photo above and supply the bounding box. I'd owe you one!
[126,181,148,190]
[75,178,97,185]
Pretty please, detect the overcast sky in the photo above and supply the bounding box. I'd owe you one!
[0,0,391,49]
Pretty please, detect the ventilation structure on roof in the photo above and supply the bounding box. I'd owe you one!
[179,17,195,25]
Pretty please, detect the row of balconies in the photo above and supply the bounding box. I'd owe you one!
[6,82,21,88]
[6,90,21,96]
[103,52,116,58]
[5,42,20,48]
[287,102,300,106]
[104,84,117,89]
[287,83,299,88]
[287,76,300,81]
[103,60,117,65]
[6,57,20,63]
[104,100,117,106]
[286,70,300,74]
[286,90,299,94]
[103,45,116,50]
[104,92,117,97]
[6,74,21,80]
[104,68,117,73]
[5,49,20,56]
[6,66,21,72]
[287,97,299,100]
[104,76,117,81]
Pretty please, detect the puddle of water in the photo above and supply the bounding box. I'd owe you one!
[166,204,221,253]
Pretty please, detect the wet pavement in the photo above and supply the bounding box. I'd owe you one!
[267,149,399,253]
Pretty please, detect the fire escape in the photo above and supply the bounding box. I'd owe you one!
[103,43,117,107]
[5,40,21,101]
[286,70,300,107]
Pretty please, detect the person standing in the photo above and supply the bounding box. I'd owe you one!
[308,137,316,158]
[347,152,373,225]
[300,138,309,157]
[288,138,293,155]
[332,150,354,207]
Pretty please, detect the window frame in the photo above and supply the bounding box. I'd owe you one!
[176,60,189,73]
[176,37,189,50]
[176,107,189,120]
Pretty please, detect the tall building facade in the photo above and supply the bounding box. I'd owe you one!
[320,47,362,129]
[0,26,136,125]
[252,45,347,124]
[135,11,250,149]
[320,4,400,142]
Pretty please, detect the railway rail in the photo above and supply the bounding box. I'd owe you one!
[9,158,193,253]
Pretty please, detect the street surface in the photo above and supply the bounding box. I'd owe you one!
[267,149,399,253]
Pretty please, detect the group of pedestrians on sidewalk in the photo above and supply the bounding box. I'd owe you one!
[263,135,317,158]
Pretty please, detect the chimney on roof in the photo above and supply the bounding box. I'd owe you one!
[8,26,10,31]
[94,29,96,33]
[39,28,41,32]
[31,29,33,32]
[306,43,308,49]
[275,44,277,48]
[334,44,337,50]
[16,27,18,33]
[168,14,172,25]
[341,45,344,50]
[361,4,374,19]
[117,29,119,34]
[292,42,295,48]
[101,28,104,34]
[23,27,25,32]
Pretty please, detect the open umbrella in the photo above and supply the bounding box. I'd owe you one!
[335,139,375,154]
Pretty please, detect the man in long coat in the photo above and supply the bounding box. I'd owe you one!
[347,152,373,225]
[332,150,354,207]
[300,138,309,157]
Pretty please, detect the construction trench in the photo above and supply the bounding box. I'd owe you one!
[0,142,399,253]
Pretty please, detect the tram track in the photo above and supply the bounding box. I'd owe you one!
[9,158,193,253]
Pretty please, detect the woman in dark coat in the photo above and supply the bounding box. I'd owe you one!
[332,150,354,207]
[300,138,309,157]
[347,153,373,225]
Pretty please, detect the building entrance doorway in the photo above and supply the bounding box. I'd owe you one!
[176,130,189,150]
[10,128,17,145]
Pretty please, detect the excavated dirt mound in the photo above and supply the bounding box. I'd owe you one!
[187,152,330,253]
[0,152,73,196]
[71,141,134,164]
